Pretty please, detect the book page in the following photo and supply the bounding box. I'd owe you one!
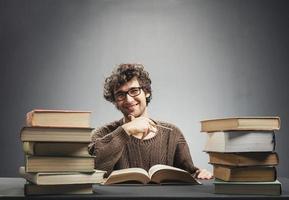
[148,164,200,184]
[104,168,150,184]
[148,164,187,178]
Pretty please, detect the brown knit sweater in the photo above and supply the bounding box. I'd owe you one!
[88,119,199,175]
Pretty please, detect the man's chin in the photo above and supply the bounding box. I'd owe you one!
[125,112,141,118]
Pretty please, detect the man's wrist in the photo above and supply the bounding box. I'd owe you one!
[121,124,131,136]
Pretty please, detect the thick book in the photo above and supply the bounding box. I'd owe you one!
[19,166,105,185]
[23,141,91,157]
[213,165,276,182]
[214,179,282,195]
[20,127,93,142]
[201,117,280,132]
[26,109,91,128]
[204,131,275,152]
[104,164,201,185]
[25,156,95,172]
[208,152,279,166]
[24,183,93,195]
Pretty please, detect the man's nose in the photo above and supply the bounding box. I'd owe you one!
[126,94,134,102]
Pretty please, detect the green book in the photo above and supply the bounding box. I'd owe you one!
[214,179,282,196]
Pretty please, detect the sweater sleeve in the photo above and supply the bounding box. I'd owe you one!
[88,123,130,173]
[173,127,199,174]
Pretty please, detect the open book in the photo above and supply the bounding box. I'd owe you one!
[103,164,201,185]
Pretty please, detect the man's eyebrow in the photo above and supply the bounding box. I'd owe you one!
[114,87,139,94]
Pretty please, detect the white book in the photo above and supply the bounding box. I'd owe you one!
[204,131,275,152]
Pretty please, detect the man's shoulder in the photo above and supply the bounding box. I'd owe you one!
[93,119,123,133]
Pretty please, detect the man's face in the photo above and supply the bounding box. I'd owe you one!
[114,77,150,118]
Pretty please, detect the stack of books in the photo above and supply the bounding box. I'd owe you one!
[201,117,282,195]
[19,109,106,195]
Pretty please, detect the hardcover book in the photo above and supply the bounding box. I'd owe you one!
[23,142,91,157]
[25,156,95,172]
[213,165,276,182]
[20,127,93,142]
[201,117,280,132]
[208,152,279,166]
[26,109,91,128]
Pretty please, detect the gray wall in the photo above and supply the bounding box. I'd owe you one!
[1,0,289,177]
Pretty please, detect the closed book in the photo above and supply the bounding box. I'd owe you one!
[25,156,94,172]
[26,109,91,128]
[214,179,282,195]
[24,183,93,195]
[201,117,280,132]
[23,142,91,157]
[208,152,279,166]
[204,131,275,152]
[19,166,105,185]
[213,165,276,182]
[20,127,93,142]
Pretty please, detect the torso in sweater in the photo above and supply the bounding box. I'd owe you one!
[88,119,198,175]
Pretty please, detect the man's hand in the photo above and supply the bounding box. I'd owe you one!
[196,169,213,180]
[122,115,157,139]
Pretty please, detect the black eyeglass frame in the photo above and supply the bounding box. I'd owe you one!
[114,87,143,101]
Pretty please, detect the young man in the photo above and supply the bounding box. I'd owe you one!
[88,63,212,179]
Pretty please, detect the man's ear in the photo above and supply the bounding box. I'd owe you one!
[145,93,151,98]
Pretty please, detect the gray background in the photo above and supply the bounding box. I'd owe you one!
[1,0,289,177]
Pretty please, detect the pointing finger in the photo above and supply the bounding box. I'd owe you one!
[149,125,158,133]
[148,119,156,127]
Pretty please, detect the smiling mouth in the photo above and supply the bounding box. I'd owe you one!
[126,103,138,109]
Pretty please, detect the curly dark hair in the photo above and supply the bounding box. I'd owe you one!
[103,63,152,105]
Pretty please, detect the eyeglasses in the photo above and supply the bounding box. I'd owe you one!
[114,87,143,101]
